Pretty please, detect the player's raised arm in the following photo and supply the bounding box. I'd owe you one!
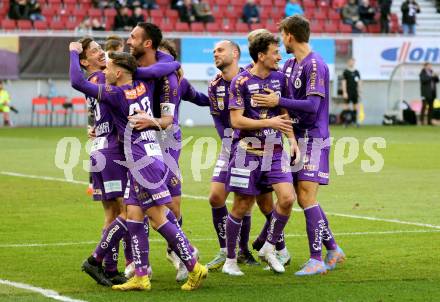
[134,61,181,80]
[69,43,101,100]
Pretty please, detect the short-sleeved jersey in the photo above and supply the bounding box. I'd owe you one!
[87,71,121,153]
[229,69,289,152]
[283,52,330,138]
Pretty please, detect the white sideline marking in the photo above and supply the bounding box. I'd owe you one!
[0,279,87,302]
[2,171,440,230]
[0,230,439,249]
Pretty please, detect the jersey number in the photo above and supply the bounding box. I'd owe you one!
[129,97,153,116]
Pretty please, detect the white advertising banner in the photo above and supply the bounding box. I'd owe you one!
[352,37,440,80]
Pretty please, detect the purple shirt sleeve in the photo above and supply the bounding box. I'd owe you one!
[70,51,121,108]
[305,59,326,98]
[228,76,245,110]
[212,115,226,139]
[156,50,174,63]
[159,72,180,117]
[278,95,321,114]
[134,61,180,80]
[180,78,209,107]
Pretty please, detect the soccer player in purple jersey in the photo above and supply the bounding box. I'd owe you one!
[75,37,130,286]
[222,34,300,276]
[206,40,283,271]
[244,30,292,269]
[253,15,346,276]
[70,45,208,291]
[125,23,203,282]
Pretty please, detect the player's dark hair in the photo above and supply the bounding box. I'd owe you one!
[249,34,279,63]
[226,40,241,60]
[159,39,178,60]
[77,37,94,68]
[137,22,162,50]
[105,35,124,52]
[279,15,310,43]
[108,51,137,75]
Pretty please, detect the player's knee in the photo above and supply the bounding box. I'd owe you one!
[278,193,295,211]
[209,192,226,208]
[256,198,274,215]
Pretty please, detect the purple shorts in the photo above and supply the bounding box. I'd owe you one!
[124,156,172,210]
[226,148,292,196]
[91,151,127,201]
[292,137,330,185]
[164,147,182,197]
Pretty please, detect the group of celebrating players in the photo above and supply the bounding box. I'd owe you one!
[69,14,345,292]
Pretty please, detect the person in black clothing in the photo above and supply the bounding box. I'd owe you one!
[113,6,134,31]
[9,0,31,20]
[359,0,376,25]
[242,0,260,24]
[131,7,145,25]
[342,58,362,127]
[178,0,197,23]
[419,62,439,125]
[401,0,420,35]
[379,0,392,33]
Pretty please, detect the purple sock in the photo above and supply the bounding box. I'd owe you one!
[275,231,286,251]
[304,205,325,261]
[239,215,251,253]
[127,219,150,277]
[318,204,338,251]
[166,209,194,254]
[212,205,228,249]
[157,221,196,271]
[267,210,289,246]
[93,217,127,268]
[225,214,242,259]
[256,211,272,245]
[122,224,133,266]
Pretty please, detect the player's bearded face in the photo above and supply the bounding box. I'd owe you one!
[127,27,146,59]
[213,44,233,71]
[281,31,293,54]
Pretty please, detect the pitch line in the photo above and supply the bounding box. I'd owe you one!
[2,171,440,230]
[0,279,87,302]
[1,230,439,249]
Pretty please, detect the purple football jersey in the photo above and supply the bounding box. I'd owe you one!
[229,69,289,152]
[283,52,329,138]
[86,71,121,153]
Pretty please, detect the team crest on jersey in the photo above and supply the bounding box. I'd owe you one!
[136,82,146,95]
[124,88,137,99]
[294,78,302,89]
[217,86,225,92]
[217,97,224,110]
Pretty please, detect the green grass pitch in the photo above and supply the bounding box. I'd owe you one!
[0,126,439,302]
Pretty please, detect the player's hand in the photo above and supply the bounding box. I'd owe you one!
[127,109,154,130]
[87,126,96,139]
[268,114,292,134]
[252,88,279,108]
[289,137,301,166]
[69,42,83,54]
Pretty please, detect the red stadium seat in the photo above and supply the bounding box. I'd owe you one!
[50,97,69,126]
[166,9,178,18]
[303,0,317,10]
[31,97,51,127]
[260,0,272,8]
[41,6,55,17]
[328,10,341,21]
[265,22,278,33]
[104,8,117,19]
[338,23,352,33]
[50,20,65,30]
[34,20,48,30]
[17,20,32,30]
[235,22,249,33]
[160,22,173,32]
[73,8,87,20]
[191,22,205,32]
[206,22,221,32]
[221,22,235,32]
[314,9,328,21]
[156,0,169,6]
[324,22,338,33]
[70,97,87,126]
[65,20,79,30]
[225,9,240,19]
[89,8,102,19]
[1,19,16,30]
[64,0,77,4]
[175,22,190,32]
[150,16,162,25]
[367,23,381,33]
[310,22,323,33]
[259,9,270,20]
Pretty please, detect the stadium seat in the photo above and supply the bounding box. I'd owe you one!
[338,23,352,33]
[166,9,179,18]
[234,22,248,33]
[156,0,169,6]
[104,8,117,19]
[70,97,87,126]
[31,97,51,127]
[259,9,270,20]
[191,22,205,32]
[50,20,65,30]
[310,22,324,33]
[150,16,162,25]
[65,20,79,30]
[17,20,32,30]
[89,8,102,19]
[303,0,317,10]
[150,8,162,18]
[50,97,69,127]
[42,6,55,17]
[324,22,338,33]
[175,22,190,32]
[270,8,284,22]
[34,20,48,30]
[206,22,221,32]
[264,22,278,33]
[160,22,173,32]
[1,19,16,31]
[367,23,381,33]
[328,10,341,21]
[64,0,77,4]
[73,8,87,20]
[221,22,235,33]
